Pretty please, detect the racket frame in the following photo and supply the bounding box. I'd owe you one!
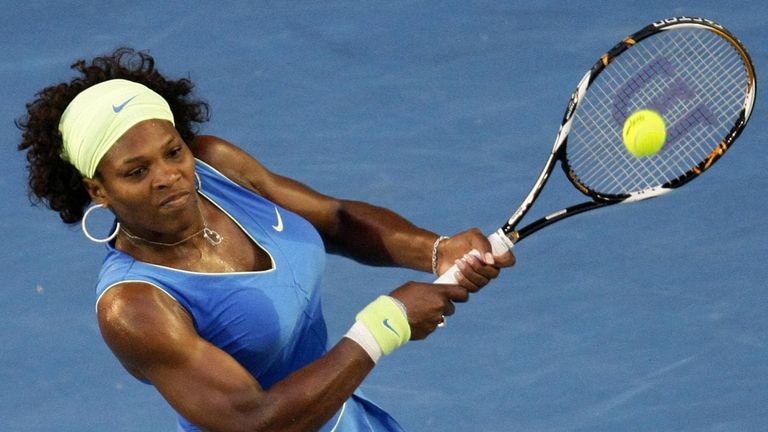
[434,16,755,284]
[500,16,756,244]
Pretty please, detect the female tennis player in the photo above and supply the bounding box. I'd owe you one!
[17,48,514,431]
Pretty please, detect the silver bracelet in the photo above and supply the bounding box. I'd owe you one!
[431,235,450,275]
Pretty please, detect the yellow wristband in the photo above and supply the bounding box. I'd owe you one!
[355,296,411,355]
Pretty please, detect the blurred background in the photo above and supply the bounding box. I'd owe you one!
[2,1,766,430]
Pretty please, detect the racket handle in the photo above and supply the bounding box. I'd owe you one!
[433,229,514,284]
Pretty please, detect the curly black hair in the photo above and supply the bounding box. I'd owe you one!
[16,47,210,224]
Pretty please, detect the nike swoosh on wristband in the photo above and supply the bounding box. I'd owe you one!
[271,206,284,232]
[382,319,399,336]
[112,95,138,113]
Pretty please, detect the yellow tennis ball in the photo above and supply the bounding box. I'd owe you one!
[622,109,667,157]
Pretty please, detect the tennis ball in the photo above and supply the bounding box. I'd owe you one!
[622,109,667,157]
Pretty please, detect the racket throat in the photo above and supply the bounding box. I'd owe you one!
[489,228,517,254]
[499,225,521,244]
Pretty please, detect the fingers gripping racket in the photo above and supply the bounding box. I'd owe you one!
[436,16,756,284]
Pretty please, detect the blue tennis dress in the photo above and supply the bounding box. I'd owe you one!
[95,159,405,431]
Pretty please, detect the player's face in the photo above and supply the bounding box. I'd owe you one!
[85,119,200,240]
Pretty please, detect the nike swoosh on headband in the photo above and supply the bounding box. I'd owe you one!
[112,95,138,113]
[272,206,284,232]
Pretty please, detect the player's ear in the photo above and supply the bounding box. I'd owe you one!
[82,176,110,206]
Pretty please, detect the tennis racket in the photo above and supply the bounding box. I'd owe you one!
[436,16,756,284]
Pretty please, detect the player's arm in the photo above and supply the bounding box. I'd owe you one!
[188,136,514,276]
[98,282,372,432]
[97,280,474,431]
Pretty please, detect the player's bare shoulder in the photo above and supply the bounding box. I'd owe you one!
[188,135,272,196]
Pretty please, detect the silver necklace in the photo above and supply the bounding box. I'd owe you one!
[120,203,223,247]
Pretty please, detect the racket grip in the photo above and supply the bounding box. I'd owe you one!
[433,229,514,284]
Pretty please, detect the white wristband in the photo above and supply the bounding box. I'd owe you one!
[344,320,383,364]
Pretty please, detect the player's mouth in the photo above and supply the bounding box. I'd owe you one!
[159,191,192,209]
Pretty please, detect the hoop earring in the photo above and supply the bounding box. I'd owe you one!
[81,203,120,243]
[194,171,202,191]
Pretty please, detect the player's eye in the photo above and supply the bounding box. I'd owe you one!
[126,167,146,178]
[168,146,182,159]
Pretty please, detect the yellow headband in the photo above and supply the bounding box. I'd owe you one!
[59,79,175,178]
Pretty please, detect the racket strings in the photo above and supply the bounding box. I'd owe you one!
[565,27,750,196]
[582,33,708,191]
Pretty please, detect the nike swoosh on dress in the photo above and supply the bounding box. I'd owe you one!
[271,206,284,232]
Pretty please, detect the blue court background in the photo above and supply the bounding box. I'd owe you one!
[2,1,767,431]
